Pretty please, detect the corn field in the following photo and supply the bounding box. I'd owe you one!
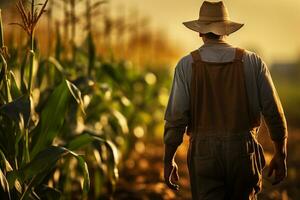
[0,0,173,199]
[2,1,300,200]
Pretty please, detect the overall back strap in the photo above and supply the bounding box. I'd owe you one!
[234,48,245,61]
[191,50,202,62]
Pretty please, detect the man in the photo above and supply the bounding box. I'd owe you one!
[163,1,288,200]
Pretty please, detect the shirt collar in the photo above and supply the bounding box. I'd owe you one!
[200,41,233,49]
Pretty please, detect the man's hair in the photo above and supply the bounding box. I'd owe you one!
[200,32,222,40]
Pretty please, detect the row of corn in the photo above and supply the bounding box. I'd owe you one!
[0,0,171,199]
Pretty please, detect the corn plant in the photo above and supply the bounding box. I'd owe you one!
[0,0,173,199]
[0,22,85,200]
[0,1,89,199]
[85,0,107,76]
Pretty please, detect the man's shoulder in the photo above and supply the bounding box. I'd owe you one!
[241,48,268,75]
[178,53,194,65]
[175,53,194,71]
[242,49,264,64]
[173,53,195,80]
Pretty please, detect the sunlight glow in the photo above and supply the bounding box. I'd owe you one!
[134,126,145,138]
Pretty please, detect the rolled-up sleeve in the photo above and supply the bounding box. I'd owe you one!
[257,59,288,141]
[164,59,190,146]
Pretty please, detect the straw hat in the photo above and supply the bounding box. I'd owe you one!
[183,1,244,35]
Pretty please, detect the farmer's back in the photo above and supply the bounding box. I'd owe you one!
[163,1,288,200]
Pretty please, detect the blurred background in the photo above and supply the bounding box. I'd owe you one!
[0,0,299,199]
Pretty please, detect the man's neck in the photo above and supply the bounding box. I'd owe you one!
[203,38,227,44]
[203,39,227,44]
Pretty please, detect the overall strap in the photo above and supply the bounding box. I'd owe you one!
[190,49,202,62]
[234,48,245,61]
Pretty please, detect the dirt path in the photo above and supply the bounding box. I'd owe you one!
[114,136,192,200]
[114,127,300,200]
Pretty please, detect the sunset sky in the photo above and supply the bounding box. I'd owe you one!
[1,0,299,65]
[111,0,300,65]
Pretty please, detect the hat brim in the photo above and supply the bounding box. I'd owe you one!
[182,20,244,35]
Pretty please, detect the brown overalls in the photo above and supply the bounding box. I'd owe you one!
[187,48,266,200]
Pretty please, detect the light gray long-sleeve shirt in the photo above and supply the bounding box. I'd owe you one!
[164,42,288,146]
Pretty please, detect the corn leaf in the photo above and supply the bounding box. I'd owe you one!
[0,149,13,172]
[105,139,119,180]
[47,57,66,76]
[8,146,89,199]
[0,95,30,126]
[36,185,61,200]
[0,114,23,171]
[0,9,4,47]
[101,63,123,83]
[66,80,85,115]
[111,109,129,135]
[67,133,97,151]
[0,168,11,200]
[30,80,71,158]
[87,32,95,76]
[54,24,62,61]
[67,132,119,178]
[31,79,85,158]
[0,53,11,103]
[0,60,5,84]
[20,51,28,94]
[9,71,22,99]
[67,132,119,190]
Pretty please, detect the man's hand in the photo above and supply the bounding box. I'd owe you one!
[267,153,287,185]
[164,160,180,191]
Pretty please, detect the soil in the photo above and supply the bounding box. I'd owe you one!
[114,136,192,200]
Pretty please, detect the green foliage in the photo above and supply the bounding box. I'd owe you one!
[0,9,4,48]
[31,80,78,158]
[0,4,93,198]
[67,132,119,192]
[7,146,90,200]
[0,0,172,199]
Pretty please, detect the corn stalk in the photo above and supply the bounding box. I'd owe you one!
[10,0,48,94]
[85,0,106,76]
[0,9,11,103]
[0,1,91,198]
